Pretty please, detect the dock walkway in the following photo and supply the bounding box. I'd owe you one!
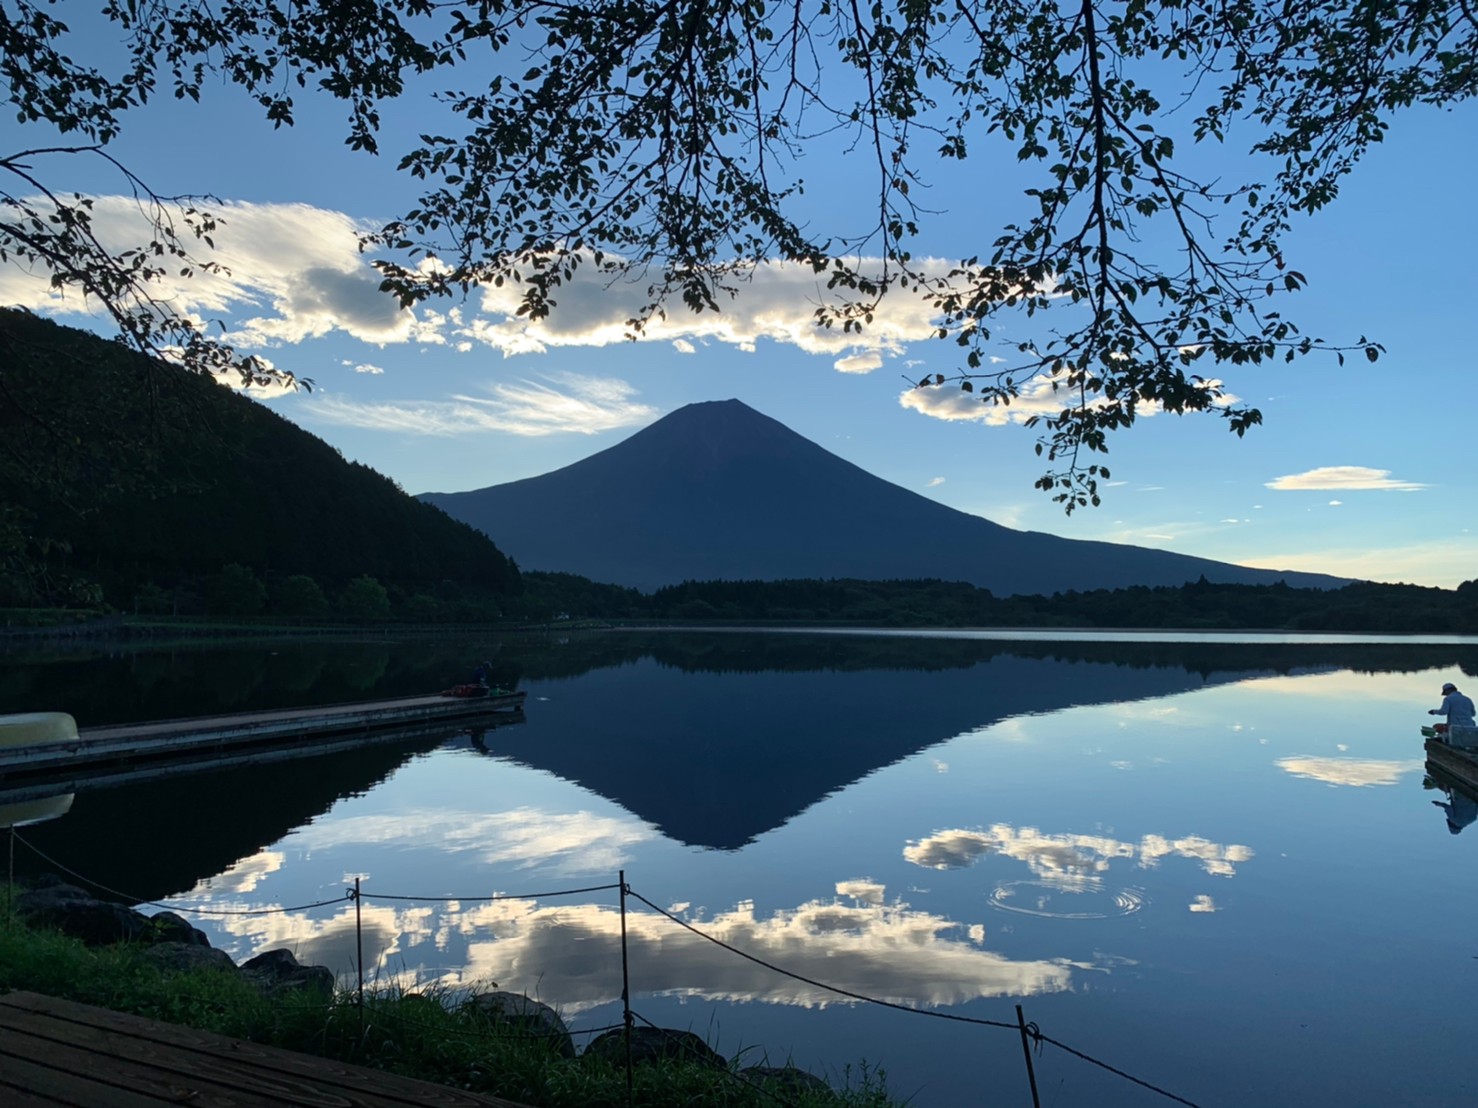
[0,693,526,785]
[0,990,530,1106]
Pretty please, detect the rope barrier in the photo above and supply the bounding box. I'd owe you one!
[357,882,621,904]
[627,888,1019,1030]
[11,832,352,917]
[1034,1031,1202,1108]
[627,888,1201,1105]
[7,839,1205,1106]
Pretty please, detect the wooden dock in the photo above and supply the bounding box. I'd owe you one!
[0,990,529,1106]
[1426,739,1478,796]
[0,692,526,784]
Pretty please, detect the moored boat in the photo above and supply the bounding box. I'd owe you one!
[0,713,78,748]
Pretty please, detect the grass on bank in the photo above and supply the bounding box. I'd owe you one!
[0,913,896,1107]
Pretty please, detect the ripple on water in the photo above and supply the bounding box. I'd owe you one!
[988,881,1148,920]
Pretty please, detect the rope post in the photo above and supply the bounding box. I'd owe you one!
[619,869,634,1108]
[6,825,13,931]
[354,877,365,1038]
[1016,1004,1041,1108]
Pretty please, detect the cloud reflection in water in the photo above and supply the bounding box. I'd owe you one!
[277,807,656,873]
[1274,756,1423,787]
[904,824,1254,882]
[202,875,1091,1013]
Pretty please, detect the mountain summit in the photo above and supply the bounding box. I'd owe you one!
[421,399,1343,594]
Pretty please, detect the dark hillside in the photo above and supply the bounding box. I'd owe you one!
[0,310,519,612]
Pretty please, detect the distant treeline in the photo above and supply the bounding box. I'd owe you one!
[521,573,1478,633]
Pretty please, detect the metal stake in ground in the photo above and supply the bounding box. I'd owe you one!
[619,869,634,1107]
[354,876,365,1039]
[1016,1004,1042,1108]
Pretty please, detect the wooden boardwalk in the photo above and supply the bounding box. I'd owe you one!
[0,693,526,784]
[0,991,530,1106]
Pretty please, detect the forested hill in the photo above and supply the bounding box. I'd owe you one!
[0,310,520,617]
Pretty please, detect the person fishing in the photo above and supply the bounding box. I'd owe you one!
[1428,681,1477,742]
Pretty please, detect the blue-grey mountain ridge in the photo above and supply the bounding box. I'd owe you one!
[421,399,1346,595]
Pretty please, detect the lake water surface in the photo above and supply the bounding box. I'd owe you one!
[5,630,1477,1106]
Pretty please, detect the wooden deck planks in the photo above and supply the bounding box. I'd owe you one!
[0,992,529,1107]
[0,1053,175,1108]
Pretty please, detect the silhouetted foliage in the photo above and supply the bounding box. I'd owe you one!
[4,2,1475,503]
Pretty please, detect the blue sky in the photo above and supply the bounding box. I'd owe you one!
[3,18,1474,588]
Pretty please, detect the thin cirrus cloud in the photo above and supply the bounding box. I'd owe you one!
[1264,465,1427,491]
[302,371,658,437]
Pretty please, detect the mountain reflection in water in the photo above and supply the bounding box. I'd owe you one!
[5,631,1478,1107]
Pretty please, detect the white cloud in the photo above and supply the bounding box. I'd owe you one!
[1274,756,1424,787]
[302,371,657,437]
[834,351,883,374]
[1189,895,1218,913]
[353,363,385,375]
[211,354,301,400]
[926,476,946,488]
[900,374,1235,427]
[460,254,947,360]
[1265,466,1427,491]
[0,196,1054,374]
[0,197,455,350]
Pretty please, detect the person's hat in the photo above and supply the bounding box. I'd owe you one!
[1443,682,1457,692]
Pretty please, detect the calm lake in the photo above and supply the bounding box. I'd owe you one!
[4,629,1477,1106]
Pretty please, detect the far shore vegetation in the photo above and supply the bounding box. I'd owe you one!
[0,910,893,1107]
[4,572,1476,637]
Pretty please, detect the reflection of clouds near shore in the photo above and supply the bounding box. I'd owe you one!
[904,824,1254,881]
[280,807,655,873]
[193,851,285,894]
[1274,756,1424,787]
[210,887,1091,1013]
